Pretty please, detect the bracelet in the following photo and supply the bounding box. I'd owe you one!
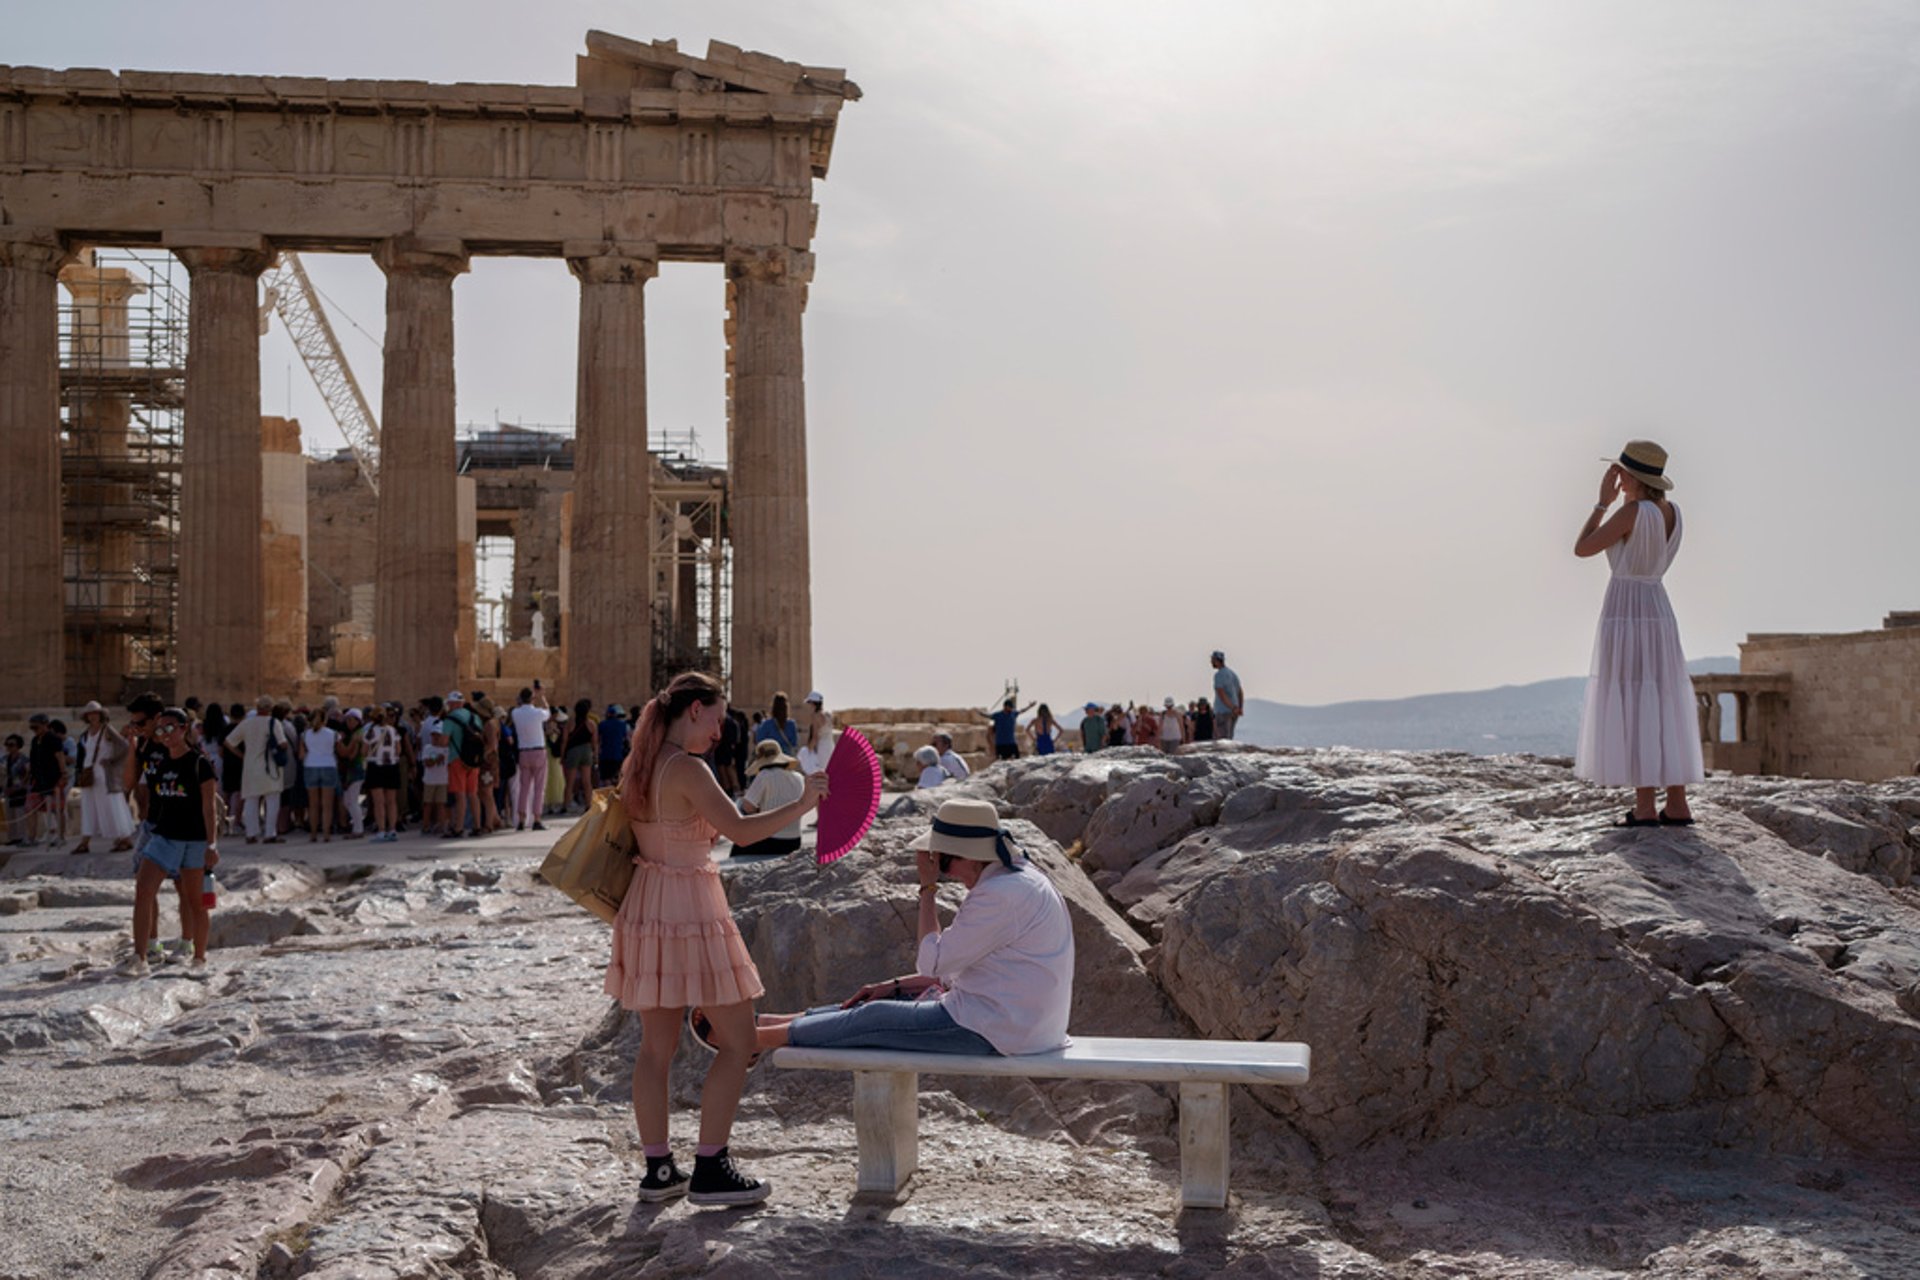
[918,883,938,895]
[1592,503,1608,511]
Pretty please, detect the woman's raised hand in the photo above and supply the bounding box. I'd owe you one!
[802,770,830,808]
[1597,464,1623,506]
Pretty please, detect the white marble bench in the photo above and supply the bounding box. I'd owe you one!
[767,1036,1311,1209]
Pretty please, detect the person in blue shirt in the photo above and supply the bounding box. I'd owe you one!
[983,697,1035,761]
[597,704,631,786]
[1210,651,1246,741]
[752,692,799,754]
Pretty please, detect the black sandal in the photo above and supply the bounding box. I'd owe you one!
[1658,810,1695,827]
[1614,811,1660,828]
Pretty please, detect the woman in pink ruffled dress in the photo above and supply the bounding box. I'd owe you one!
[606,671,826,1207]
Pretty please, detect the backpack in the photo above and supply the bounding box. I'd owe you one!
[452,710,485,769]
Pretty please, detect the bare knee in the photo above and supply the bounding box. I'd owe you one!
[635,1040,676,1078]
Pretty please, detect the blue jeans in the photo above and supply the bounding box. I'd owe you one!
[787,997,998,1055]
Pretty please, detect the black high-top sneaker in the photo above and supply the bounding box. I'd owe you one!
[687,1148,770,1206]
[637,1153,689,1202]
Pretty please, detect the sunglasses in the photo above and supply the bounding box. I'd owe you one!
[154,722,183,736]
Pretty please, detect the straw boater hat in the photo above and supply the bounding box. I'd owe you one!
[748,738,797,776]
[1611,440,1674,491]
[908,798,1023,864]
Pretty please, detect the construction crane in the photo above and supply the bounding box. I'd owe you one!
[260,252,382,492]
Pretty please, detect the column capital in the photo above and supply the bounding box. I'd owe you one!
[0,228,73,275]
[166,231,273,277]
[725,246,814,286]
[565,240,660,286]
[374,236,470,279]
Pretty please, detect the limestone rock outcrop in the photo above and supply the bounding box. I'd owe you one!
[5,746,1919,1279]
[972,746,1920,1160]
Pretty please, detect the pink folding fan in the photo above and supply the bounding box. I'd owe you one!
[816,728,883,865]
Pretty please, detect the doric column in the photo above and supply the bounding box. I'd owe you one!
[725,247,813,713]
[0,230,72,705]
[565,243,658,707]
[259,415,309,687]
[373,237,468,705]
[173,237,273,705]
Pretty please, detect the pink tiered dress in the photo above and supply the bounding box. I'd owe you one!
[603,756,764,1011]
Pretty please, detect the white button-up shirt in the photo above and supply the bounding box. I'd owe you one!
[917,860,1074,1055]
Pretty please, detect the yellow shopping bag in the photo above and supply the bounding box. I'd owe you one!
[536,786,635,924]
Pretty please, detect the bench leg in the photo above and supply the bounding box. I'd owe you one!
[1178,1081,1229,1209]
[852,1069,918,1196]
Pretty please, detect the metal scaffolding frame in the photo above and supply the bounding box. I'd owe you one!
[650,431,732,687]
[58,250,187,703]
[445,421,733,684]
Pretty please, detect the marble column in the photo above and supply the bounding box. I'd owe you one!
[725,247,813,713]
[373,238,468,705]
[565,244,657,708]
[259,415,308,687]
[0,230,71,705]
[173,238,273,705]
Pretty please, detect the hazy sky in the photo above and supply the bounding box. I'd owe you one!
[18,2,1919,707]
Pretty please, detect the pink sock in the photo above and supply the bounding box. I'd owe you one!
[643,1143,671,1159]
[696,1143,723,1158]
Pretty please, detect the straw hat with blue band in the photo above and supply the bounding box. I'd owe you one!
[908,798,1025,867]
[1608,439,1674,491]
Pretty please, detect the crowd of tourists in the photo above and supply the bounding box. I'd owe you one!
[0,683,847,854]
[912,650,1248,788]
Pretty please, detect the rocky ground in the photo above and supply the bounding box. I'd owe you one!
[2,746,1917,1279]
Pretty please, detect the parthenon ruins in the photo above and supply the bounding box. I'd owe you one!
[0,31,858,712]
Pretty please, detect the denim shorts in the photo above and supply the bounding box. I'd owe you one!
[787,996,998,1056]
[304,765,341,790]
[141,834,206,877]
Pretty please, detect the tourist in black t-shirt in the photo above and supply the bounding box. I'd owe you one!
[128,707,218,978]
[24,714,66,844]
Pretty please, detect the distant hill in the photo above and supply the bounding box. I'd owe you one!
[1237,657,1738,757]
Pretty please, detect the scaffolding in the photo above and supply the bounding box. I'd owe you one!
[58,250,187,704]
[650,430,732,687]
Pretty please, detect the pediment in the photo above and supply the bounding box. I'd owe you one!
[579,31,860,101]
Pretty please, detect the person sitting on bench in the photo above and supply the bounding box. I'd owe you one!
[748,798,1075,1056]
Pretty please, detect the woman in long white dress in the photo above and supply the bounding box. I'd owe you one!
[72,702,135,854]
[1573,440,1704,827]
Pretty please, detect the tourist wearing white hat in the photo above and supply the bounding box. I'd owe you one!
[71,702,135,855]
[797,690,835,775]
[737,739,806,857]
[744,798,1074,1058]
